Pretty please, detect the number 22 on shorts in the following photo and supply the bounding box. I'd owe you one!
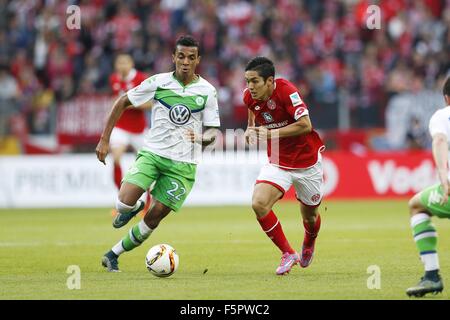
[167,181,186,201]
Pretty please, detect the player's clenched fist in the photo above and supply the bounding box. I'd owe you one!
[248,126,270,141]
[183,128,218,145]
[244,127,257,145]
[96,140,109,165]
[183,129,198,143]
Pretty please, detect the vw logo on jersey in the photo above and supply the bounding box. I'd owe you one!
[262,112,274,123]
[169,104,191,125]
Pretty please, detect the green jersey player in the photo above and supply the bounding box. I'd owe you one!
[406,76,450,297]
[96,35,220,272]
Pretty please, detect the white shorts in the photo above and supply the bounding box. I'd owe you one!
[110,127,145,151]
[256,159,324,206]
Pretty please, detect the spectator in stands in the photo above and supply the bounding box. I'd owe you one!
[406,116,430,150]
[0,65,20,139]
[0,0,449,151]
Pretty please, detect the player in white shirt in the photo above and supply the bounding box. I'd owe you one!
[96,36,220,272]
[406,77,450,297]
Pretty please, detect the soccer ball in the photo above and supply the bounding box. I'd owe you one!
[145,244,179,277]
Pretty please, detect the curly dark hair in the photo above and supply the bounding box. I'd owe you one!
[174,35,200,55]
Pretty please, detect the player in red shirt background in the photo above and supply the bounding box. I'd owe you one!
[109,54,151,214]
[243,57,324,275]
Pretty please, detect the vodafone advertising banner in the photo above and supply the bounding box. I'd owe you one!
[315,151,437,199]
[0,151,438,208]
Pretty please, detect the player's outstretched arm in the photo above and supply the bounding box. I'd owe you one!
[249,115,312,141]
[244,110,256,145]
[431,132,449,204]
[95,94,132,164]
[273,115,312,138]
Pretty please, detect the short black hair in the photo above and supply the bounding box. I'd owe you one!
[245,57,275,81]
[174,35,200,55]
[443,76,450,97]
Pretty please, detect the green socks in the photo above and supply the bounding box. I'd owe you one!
[411,213,439,271]
[112,220,153,255]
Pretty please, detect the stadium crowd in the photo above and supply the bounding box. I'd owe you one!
[0,0,449,152]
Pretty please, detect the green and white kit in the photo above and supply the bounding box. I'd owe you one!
[419,105,450,218]
[123,72,220,211]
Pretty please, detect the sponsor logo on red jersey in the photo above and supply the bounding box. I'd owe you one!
[244,78,324,169]
[267,99,276,110]
[262,112,274,123]
[294,107,307,120]
[289,92,303,106]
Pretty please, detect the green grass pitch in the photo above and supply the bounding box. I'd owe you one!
[0,200,449,300]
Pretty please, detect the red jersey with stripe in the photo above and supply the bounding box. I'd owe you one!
[109,68,147,133]
[244,78,324,169]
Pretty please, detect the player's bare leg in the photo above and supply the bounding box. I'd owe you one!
[102,182,147,272]
[140,183,154,218]
[299,203,321,268]
[408,193,428,218]
[406,193,443,297]
[110,144,127,217]
[102,199,172,272]
[103,186,171,273]
[112,182,146,228]
[143,200,172,229]
[252,183,299,275]
[252,183,282,219]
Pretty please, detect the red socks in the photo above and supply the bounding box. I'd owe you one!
[303,214,321,247]
[257,211,321,252]
[113,163,122,190]
[257,210,295,254]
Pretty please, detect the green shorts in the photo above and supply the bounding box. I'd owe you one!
[123,150,196,212]
[419,183,450,219]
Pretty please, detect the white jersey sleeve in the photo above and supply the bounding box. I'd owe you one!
[202,87,221,127]
[126,75,158,107]
[429,109,450,138]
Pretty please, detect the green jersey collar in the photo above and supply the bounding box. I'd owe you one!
[172,71,201,88]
